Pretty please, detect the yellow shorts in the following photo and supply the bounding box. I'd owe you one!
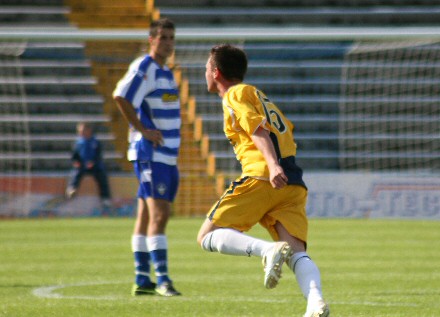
[207,176,308,242]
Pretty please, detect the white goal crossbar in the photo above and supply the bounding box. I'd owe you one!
[1,26,440,42]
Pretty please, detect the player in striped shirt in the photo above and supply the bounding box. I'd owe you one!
[113,18,181,297]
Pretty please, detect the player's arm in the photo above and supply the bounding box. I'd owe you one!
[113,96,163,147]
[251,126,288,189]
[71,143,82,168]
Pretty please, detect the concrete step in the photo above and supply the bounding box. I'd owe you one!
[1,60,92,77]
[0,133,116,152]
[159,6,440,26]
[21,42,86,60]
[0,0,64,5]
[0,114,110,134]
[0,95,104,114]
[0,77,98,95]
[0,6,70,25]
[0,151,123,172]
[156,0,440,7]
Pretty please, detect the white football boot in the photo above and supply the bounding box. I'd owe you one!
[303,300,330,317]
[262,241,293,289]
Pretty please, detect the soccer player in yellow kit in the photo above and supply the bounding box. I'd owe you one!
[197,44,329,317]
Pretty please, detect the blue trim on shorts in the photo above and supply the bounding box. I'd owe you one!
[208,176,249,221]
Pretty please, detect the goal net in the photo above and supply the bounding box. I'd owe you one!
[0,41,32,217]
[339,40,440,171]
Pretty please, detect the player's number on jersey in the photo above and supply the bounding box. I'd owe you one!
[256,90,287,134]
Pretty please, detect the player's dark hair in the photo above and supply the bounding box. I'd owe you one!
[210,44,247,81]
[149,18,175,37]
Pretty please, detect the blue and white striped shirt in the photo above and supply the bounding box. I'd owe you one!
[113,55,181,166]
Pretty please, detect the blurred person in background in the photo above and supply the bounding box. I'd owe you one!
[65,122,112,208]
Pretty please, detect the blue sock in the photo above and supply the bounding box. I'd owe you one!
[149,249,171,285]
[147,235,171,285]
[133,251,154,287]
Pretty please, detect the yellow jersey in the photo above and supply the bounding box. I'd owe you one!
[222,83,297,179]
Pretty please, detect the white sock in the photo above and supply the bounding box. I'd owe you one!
[146,234,168,250]
[131,234,148,252]
[288,252,324,310]
[201,228,273,257]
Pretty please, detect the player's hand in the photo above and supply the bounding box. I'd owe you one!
[269,164,288,189]
[142,128,164,147]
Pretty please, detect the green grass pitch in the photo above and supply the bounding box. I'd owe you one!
[1,217,439,317]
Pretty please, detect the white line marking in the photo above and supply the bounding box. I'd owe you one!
[329,300,419,307]
[32,281,126,300]
[32,281,433,308]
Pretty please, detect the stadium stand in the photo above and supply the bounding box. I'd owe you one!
[156,0,440,173]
